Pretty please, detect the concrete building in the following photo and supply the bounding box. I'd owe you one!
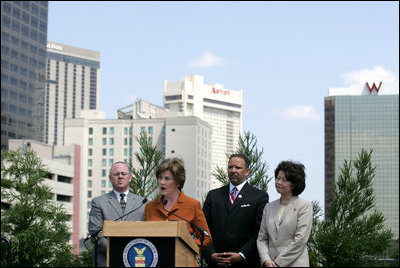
[64,110,212,240]
[7,139,82,251]
[45,41,100,146]
[1,1,48,150]
[163,75,242,189]
[325,79,399,238]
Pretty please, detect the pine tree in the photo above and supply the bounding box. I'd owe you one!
[213,130,272,191]
[308,149,394,267]
[1,149,89,267]
[128,131,163,199]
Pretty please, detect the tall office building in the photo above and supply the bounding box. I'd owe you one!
[64,110,212,240]
[164,75,243,189]
[324,80,399,238]
[45,41,100,146]
[1,1,48,150]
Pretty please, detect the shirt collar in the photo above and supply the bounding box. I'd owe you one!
[230,181,246,193]
[113,189,129,200]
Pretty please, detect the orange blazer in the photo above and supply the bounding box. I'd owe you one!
[145,191,212,248]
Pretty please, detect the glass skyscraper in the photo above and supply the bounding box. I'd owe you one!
[1,1,48,150]
[325,81,399,238]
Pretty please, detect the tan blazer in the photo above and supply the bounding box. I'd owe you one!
[256,196,313,267]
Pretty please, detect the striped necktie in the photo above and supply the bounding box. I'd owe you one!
[230,187,238,205]
[120,193,126,212]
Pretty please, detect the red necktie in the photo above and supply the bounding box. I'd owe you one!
[230,187,238,205]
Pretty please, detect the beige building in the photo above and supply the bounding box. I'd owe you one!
[7,139,82,251]
[64,109,212,240]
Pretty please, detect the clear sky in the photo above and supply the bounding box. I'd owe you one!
[48,1,399,212]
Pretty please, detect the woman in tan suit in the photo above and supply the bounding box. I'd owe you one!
[145,158,211,249]
[257,161,313,267]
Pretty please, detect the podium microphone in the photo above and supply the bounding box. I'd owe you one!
[114,198,148,221]
[162,199,211,238]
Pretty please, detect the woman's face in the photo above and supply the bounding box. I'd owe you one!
[275,170,293,196]
[157,170,179,197]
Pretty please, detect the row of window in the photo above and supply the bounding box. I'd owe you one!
[88,126,154,135]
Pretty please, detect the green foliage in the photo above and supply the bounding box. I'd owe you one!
[213,130,272,191]
[1,149,89,267]
[308,149,394,267]
[129,131,163,199]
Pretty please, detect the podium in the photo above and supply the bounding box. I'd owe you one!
[103,221,199,267]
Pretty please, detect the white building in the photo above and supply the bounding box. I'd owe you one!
[64,110,212,240]
[45,41,100,146]
[164,75,243,189]
[7,139,82,252]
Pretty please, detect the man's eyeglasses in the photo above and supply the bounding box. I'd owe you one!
[111,172,129,177]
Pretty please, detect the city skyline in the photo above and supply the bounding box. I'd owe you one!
[47,1,399,211]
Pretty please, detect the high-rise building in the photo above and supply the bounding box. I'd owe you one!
[64,110,212,240]
[1,1,48,150]
[45,41,100,146]
[164,75,243,189]
[324,80,399,238]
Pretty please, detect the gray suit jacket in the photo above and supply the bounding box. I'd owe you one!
[88,191,146,267]
[256,196,313,267]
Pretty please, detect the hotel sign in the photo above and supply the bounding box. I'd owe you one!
[47,43,63,51]
[366,82,382,93]
[212,87,230,96]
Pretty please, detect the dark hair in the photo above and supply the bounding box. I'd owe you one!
[229,154,250,169]
[156,158,186,190]
[274,161,306,196]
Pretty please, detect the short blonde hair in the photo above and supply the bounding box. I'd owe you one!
[156,158,186,190]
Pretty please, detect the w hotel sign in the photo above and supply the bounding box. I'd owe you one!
[366,82,382,93]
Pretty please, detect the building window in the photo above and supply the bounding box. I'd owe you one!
[102,148,107,156]
[124,127,128,135]
[102,138,107,145]
[88,191,92,198]
[102,127,107,134]
[141,126,146,133]
[88,170,92,177]
[88,138,93,145]
[89,127,93,135]
[88,180,92,187]
[102,159,107,167]
[88,159,93,166]
[101,180,106,187]
[88,148,92,156]
[102,169,106,177]
[109,148,114,156]
[110,127,114,135]
[109,137,114,145]
[148,126,153,134]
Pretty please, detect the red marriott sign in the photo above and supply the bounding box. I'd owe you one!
[212,87,230,95]
[366,82,382,93]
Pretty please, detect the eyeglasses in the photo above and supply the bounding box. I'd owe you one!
[111,172,129,177]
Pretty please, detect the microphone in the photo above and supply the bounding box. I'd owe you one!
[114,198,148,221]
[162,199,211,238]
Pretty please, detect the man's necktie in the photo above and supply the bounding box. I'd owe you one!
[120,193,126,212]
[230,187,238,205]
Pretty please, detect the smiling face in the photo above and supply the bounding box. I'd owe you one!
[228,156,250,186]
[157,170,179,197]
[109,162,132,192]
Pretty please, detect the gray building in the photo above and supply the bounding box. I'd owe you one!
[1,1,48,150]
[325,80,399,238]
[45,41,100,146]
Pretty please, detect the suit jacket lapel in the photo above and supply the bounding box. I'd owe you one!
[107,191,123,216]
[272,200,280,230]
[278,196,299,226]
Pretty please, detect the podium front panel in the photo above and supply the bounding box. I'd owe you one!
[109,237,175,267]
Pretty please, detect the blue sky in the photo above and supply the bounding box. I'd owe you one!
[48,1,399,212]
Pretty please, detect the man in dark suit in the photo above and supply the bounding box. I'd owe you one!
[203,154,269,267]
[88,161,146,267]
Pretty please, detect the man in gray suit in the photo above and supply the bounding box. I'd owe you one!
[88,161,147,267]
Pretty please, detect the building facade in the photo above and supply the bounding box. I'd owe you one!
[8,139,81,251]
[163,75,242,189]
[45,41,100,146]
[64,110,212,240]
[325,80,399,238]
[1,1,48,150]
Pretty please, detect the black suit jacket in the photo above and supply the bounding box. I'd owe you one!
[203,182,269,267]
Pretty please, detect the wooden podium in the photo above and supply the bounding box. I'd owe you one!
[103,221,199,267]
